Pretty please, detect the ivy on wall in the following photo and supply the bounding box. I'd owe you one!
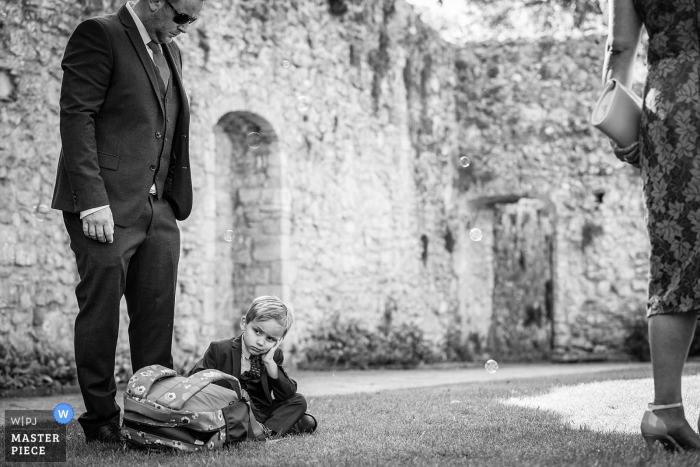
[0,340,75,390]
[299,315,434,369]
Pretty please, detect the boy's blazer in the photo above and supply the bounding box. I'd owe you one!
[188,335,297,407]
[52,4,193,227]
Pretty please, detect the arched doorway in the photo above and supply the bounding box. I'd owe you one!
[488,197,555,360]
[209,111,290,330]
[457,195,556,361]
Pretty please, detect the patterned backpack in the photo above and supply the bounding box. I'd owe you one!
[123,365,264,451]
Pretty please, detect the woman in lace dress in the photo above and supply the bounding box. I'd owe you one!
[604,0,700,451]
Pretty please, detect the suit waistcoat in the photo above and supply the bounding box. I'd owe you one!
[153,76,180,198]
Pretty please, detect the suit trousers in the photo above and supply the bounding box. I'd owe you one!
[63,195,180,435]
[250,393,307,437]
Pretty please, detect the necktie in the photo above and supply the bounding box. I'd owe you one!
[147,41,170,92]
[242,355,262,381]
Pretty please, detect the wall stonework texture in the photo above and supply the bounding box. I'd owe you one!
[0,0,650,380]
[453,38,649,361]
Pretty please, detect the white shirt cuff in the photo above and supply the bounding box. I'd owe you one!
[80,205,109,219]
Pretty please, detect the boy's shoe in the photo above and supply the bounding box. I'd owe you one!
[85,422,124,446]
[290,413,317,435]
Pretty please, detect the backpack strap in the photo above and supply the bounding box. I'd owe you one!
[162,370,242,411]
[127,365,178,400]
[248,404,266,440]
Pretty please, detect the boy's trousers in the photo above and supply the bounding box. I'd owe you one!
[250,393,307,436]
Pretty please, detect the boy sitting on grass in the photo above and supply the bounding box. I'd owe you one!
[188,295,317,440]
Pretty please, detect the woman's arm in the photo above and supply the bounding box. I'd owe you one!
[602,0,643,87]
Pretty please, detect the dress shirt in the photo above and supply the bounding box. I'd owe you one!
[241,343,254,374]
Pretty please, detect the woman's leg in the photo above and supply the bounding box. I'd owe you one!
[647,311,700,448]
[649,311,698,404]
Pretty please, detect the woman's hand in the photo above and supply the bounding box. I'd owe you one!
[611,141,640,168]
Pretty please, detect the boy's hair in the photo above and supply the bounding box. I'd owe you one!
[244,295,294,335]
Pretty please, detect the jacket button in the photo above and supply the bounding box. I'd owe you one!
[150,165,156,171]
[183,135,187,138]
[156,131,162,138]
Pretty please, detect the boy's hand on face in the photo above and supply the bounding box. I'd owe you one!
[262,338,283,366]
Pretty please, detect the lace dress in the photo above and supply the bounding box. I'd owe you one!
[633,0,700,316]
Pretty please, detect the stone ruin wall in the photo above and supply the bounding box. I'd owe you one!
[454,36,650,361]
[174,0,461,368]
[0,0,652,377]
[0,0,459,374]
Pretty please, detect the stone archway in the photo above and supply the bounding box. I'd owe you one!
[207,111,290,331]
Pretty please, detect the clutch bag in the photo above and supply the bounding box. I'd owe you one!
[590,79,643,147]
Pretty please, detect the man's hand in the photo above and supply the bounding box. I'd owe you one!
[82,207,115,243]
[262,338,283,366]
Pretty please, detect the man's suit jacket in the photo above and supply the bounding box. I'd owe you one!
[52,4,193,227]
[188,336,298,408]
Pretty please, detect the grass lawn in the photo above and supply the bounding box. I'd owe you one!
[3,365,700,466]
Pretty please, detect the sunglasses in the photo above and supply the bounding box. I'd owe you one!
[165,0,198,24]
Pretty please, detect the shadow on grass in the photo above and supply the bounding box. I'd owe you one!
[1,367,700,466]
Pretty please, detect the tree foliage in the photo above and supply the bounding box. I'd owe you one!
[525,0,603,28]
[424,0,606,42]
[465,0,604,28]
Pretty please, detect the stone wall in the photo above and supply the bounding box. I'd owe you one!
[0,0,459,376]
[0,0,656,380]
[453,36,650,361]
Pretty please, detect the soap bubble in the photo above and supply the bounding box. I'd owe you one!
[296,95,310,112]
[223,230,234,242]
[469,228,482,242]
[282,60,290,68]
[246,132,262,149]
[459,156,470,168]
[485,359,498,374]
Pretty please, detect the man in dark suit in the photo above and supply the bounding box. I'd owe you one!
[51,0,204,444]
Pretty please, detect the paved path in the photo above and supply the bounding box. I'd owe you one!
[0,362,649,424]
